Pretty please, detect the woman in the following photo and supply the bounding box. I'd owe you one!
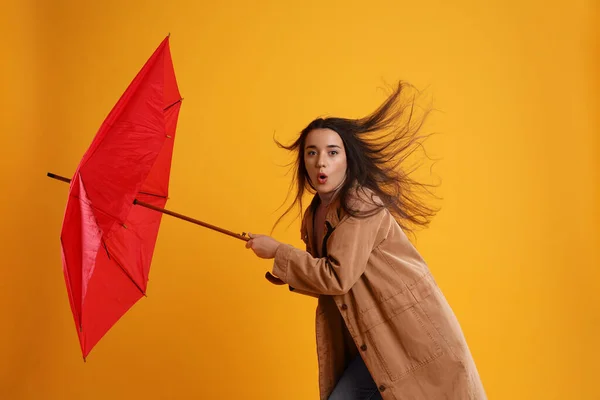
[245,82,486,400]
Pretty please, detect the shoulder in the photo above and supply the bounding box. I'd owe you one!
[344,186,386,215]
[333,187,392,247]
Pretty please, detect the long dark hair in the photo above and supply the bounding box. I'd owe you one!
[272,80,440,236]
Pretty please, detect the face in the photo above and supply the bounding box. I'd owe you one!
[303,128,347,195]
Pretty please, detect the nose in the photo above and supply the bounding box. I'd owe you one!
[316,153,327,168]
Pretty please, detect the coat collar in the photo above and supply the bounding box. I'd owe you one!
[304,192,342,230]
[301,181,365,234]
[301,182,372,244]
[300,194,341,257]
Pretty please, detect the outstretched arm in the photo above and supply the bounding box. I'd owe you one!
[246,208,388,296]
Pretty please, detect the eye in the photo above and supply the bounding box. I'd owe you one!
[329,150,338,156]
[307,150,317,156]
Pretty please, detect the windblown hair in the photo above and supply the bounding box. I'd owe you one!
[272,81,440,236]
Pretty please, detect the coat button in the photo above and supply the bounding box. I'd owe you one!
[341,304,348,310]
[360,344,367,351]
[379,385,386,392]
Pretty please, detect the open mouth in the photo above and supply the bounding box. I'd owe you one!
[317,173,328,184]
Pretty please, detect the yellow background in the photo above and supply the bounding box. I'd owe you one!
[1,0,598,399]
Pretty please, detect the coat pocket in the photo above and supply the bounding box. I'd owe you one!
[364,302,444,382]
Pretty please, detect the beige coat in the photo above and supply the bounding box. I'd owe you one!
[270,189,487,399]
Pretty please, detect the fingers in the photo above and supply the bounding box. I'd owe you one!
[246,233,260,251]
[245,233,269,258]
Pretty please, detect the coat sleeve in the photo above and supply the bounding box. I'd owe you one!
[286,221,320,298]
[271,208,388,296]
[264,214,321,298]
[288,285,320,298]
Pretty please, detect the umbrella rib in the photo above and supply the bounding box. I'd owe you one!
[65,193,127,226]
[102,241,111,260]
[102,240,147,297]
[164,98,183,112]
[138,191,167,199]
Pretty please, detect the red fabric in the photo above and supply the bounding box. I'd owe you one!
[60,36,182,358]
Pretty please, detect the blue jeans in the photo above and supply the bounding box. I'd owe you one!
[328,355,383,400]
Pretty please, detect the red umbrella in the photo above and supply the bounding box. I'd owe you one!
[47,35,261,360]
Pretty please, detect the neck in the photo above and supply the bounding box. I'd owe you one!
[317,177,346,208]
[318,190,337,208]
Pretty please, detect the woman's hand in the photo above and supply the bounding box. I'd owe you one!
[245,233,281,259]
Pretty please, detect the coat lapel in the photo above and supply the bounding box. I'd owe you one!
[302,194,344,258]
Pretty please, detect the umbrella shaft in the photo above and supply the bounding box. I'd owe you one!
[133,199,248,241]
[47,172,249,242]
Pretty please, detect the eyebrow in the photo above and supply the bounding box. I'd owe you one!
[305,145,342,150]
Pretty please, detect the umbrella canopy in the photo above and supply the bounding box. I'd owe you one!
[59,35,182,359]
